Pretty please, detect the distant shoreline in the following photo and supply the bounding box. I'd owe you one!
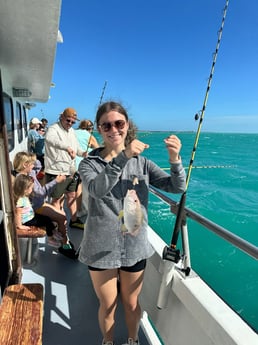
[137,130,258,134]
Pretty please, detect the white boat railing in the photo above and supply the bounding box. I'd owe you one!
[149,186,258,260]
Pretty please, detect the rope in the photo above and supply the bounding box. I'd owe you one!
[161,164,236,170]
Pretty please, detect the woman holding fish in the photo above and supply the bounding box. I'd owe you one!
[78,101,186,345]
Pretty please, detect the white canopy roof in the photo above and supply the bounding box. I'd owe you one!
[0,0,62,102]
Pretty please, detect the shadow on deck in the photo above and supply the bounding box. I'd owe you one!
[21,227,149,345]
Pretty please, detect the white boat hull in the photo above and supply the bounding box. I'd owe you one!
[139,227,258,345]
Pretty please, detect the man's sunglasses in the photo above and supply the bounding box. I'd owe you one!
[66,119,76,125]
[98,120,126,132]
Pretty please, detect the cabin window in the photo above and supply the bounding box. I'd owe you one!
[3,93,14,152]
[22,105,28,137]
[16,102,23,143]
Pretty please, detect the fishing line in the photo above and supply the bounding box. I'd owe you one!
[85,80,107,152]
[163,0,230,264]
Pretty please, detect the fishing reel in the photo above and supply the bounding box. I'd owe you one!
[163,246,191,276]
[162,245,180,263]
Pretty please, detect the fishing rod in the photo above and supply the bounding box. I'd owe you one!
[162,0,230,268]
[98,80,108,108]
[85,80,107,152]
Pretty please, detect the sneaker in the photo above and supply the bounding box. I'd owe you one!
[122,339,139,345]
[102,341,114,345]
[68,240,75,249]
[69,218,84,230]
[58,243,78,259]
[47,237,61,248]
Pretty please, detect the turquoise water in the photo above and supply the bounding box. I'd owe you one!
[138,131,258,332]
[94,130,258,331]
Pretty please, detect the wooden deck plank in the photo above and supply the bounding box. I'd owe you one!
[0,283,43,345]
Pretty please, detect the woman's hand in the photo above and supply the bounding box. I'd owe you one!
[124,139,149,158]
[164,135,182,163]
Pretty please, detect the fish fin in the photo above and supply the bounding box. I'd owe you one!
[118,210,124,220]
[121,224,128,233]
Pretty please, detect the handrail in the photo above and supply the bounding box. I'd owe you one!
[149,186,258,260]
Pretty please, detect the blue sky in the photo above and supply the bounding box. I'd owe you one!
[35,0,258,132]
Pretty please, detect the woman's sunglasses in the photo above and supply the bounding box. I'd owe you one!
[98,120,126,132]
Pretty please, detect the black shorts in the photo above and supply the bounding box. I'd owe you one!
[88,259,147,273]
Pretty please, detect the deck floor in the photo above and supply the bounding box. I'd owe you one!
[21,227,149,345]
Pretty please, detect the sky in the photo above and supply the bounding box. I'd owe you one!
[35,0,258,132]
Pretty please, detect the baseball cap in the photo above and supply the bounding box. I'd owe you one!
[30,117,42,124]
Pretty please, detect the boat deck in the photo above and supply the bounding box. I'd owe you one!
[21,227,150,345]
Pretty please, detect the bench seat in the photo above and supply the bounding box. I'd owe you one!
[0,283,43,345]
[17,226,46,265]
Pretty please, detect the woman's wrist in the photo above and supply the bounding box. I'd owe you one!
[123,149,132,159]
[169,155,181,163]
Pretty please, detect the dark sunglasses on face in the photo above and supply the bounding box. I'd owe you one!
[66,119,76,125]
[98,120,126,132]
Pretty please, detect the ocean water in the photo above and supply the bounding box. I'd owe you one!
[138,131,258,332]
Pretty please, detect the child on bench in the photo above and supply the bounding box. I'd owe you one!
[13,174,59,247]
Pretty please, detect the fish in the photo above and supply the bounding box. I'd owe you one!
[119,189,144,236]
